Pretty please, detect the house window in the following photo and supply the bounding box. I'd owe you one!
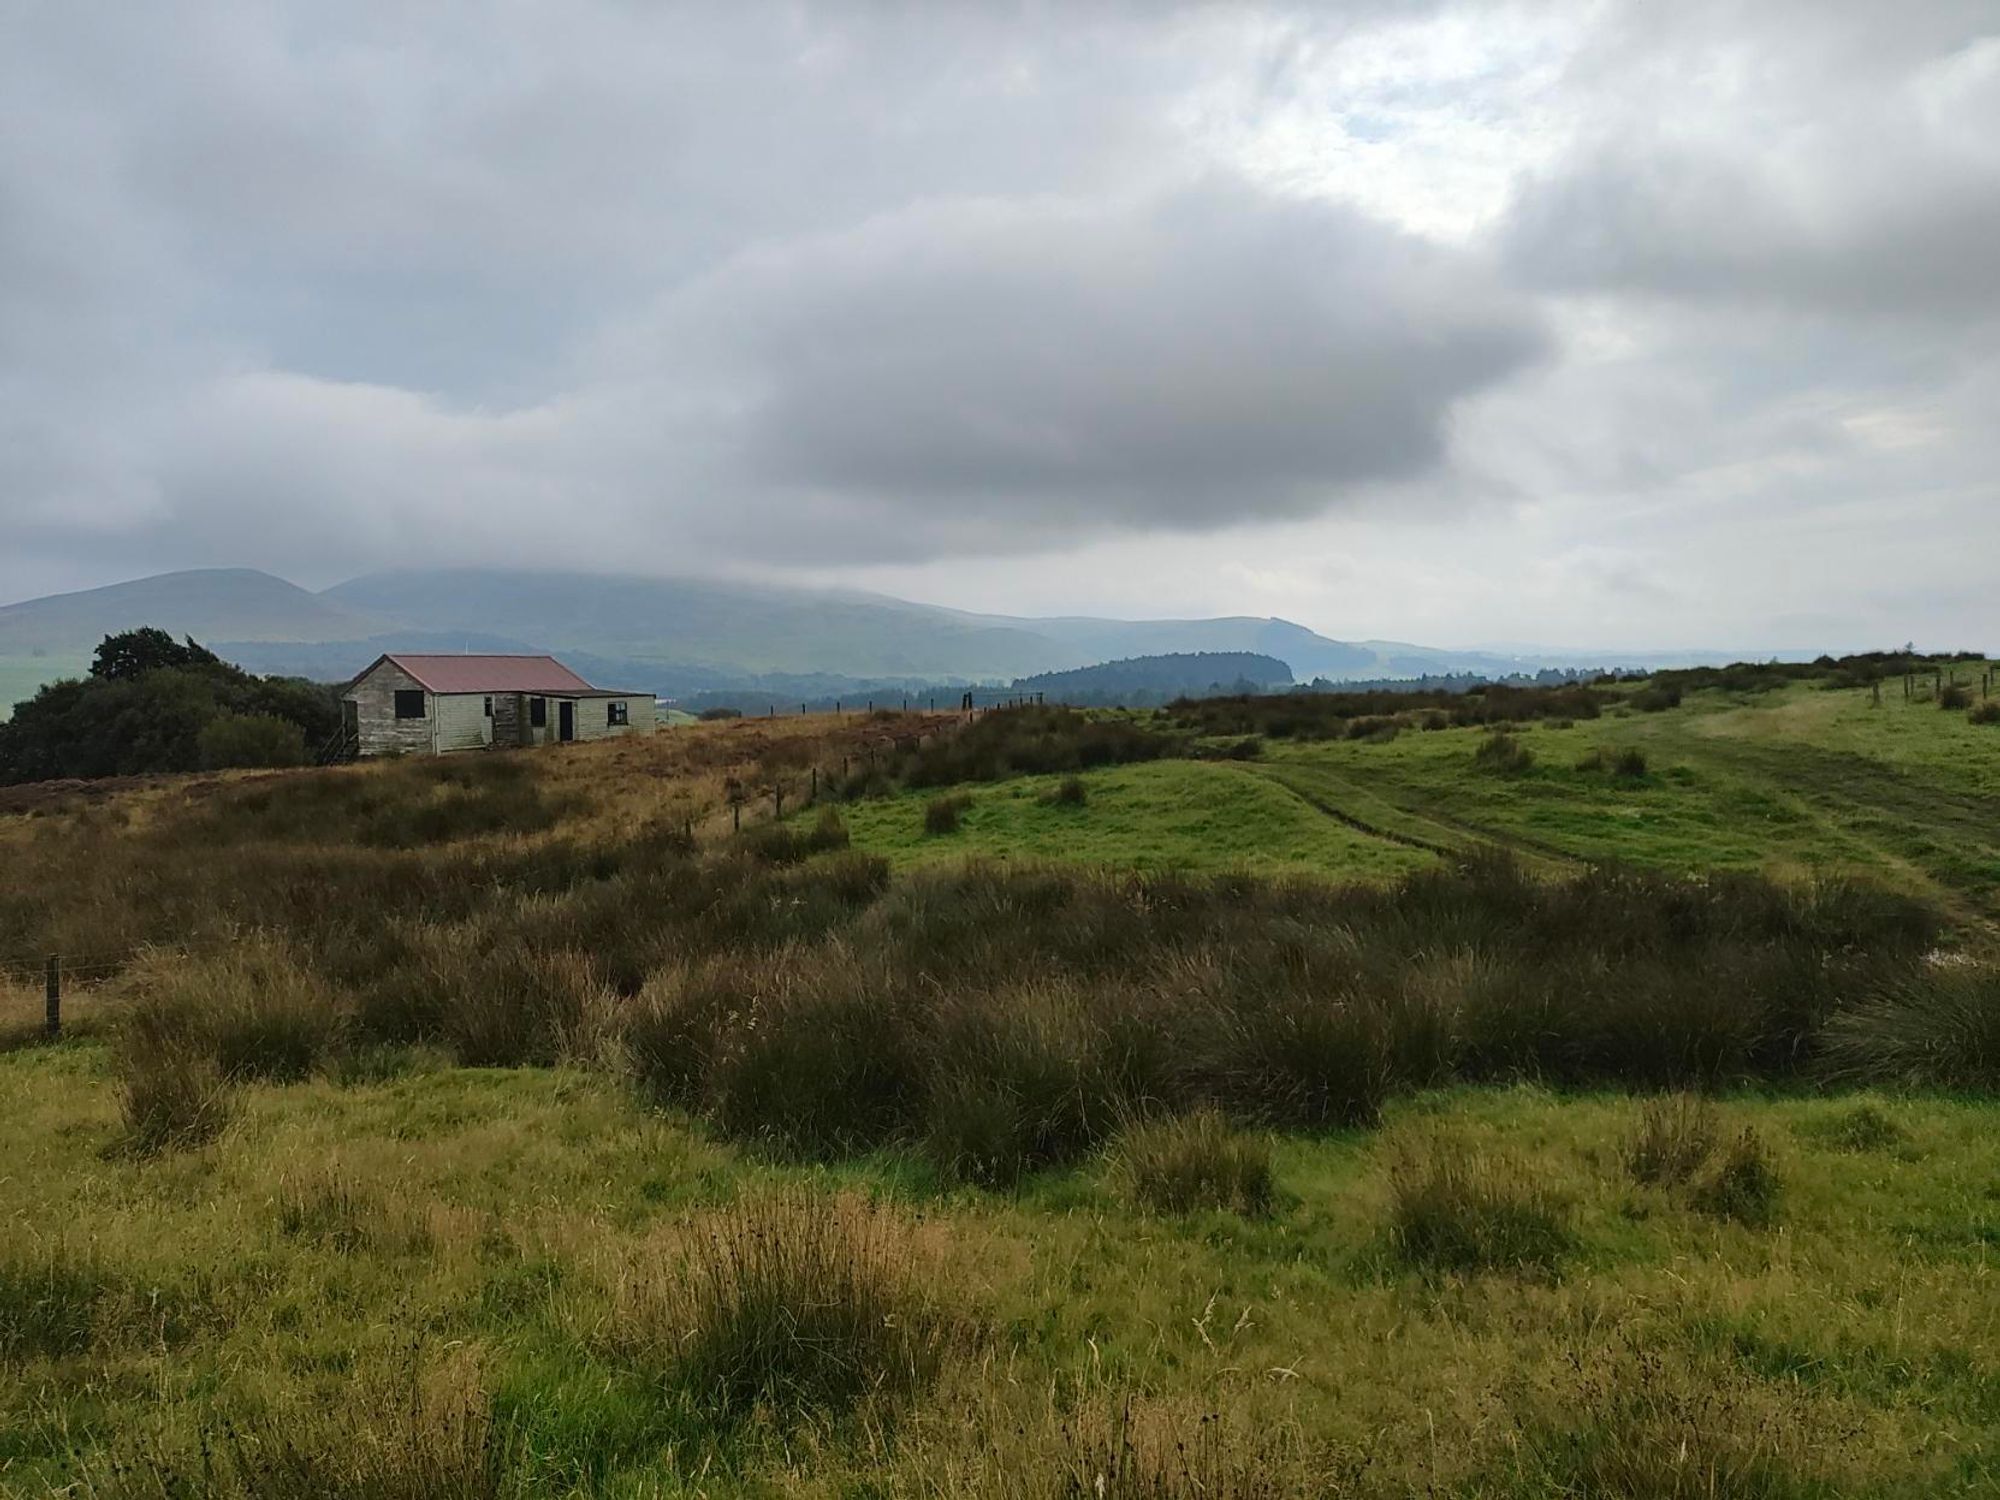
[607,700,629,727]
[483,695,493,719]
[529,697,547,727]
[393,689,426,720]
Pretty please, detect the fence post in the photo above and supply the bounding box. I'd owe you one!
[44,954,60,1040]
[774,787,784,821]
[732,802,741,832]
[811,766,819,802]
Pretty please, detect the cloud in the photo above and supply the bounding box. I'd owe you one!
[1500,6,2000,321]
[643,181,1545,549]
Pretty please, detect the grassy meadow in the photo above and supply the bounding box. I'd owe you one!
[1,666,1997,1496]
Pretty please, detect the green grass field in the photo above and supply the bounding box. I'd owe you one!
[2,1041,1994,1496]
[2,669,1997,1496]
[840,759,1433,879]
[839,673,2000,922]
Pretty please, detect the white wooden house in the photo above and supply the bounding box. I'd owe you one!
[341,654,655,757]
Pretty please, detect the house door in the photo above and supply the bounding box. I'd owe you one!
[558,701,575,742]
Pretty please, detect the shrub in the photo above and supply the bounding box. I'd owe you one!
[1576,745,1648,778]
[1623,1094,1719,1187]
[1969,700,2000,726]
[1821,967,2000,1088]
[1385,1140,1574,1277]
[1688,1128,1780,1226]
[698,706,744,720]
[924,794,972,835]
[1630,685,1683,713]
[1041,775,1089,807]
[1112,1110,1274,1216]
[604,1191,971,1421]
[1472,731,1534,775]
[197,711,308,770]
[1938,683,1973,710]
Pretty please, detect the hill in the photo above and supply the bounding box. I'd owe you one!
[1014,650,1293,705]
[0,569,384,655]
[5,565,1730,712]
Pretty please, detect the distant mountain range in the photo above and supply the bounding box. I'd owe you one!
[0,566,1730,705]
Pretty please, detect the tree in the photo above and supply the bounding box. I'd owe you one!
[91,628,221,681]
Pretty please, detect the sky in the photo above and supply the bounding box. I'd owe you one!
[3,1,1997,652]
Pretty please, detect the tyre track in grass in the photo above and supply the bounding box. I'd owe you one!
[1242,761,1584,875]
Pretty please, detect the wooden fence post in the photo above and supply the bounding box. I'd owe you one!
[810,766,819,802]
[44,954,59,1039]
[732,802,741,832]
[774,787,784,821]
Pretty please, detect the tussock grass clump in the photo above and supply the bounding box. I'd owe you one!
[1523,1342,1836,1500]
[1112,1110,1274,1217]
[1623,1095,1720,1187]
[1821,966,2000,1089]
[86,1344,509,1498]
[116,1043,234,1155]
[1937,683,1973,710]
[602,1191,971,1422]
[1969,699,2000,725]
[0,1252,108,1360]
[739,808,850,865]
[1472,730,1534,775]
[1385,1138,1574,1277]
[1688,1128,1781,1226]
[275,1169,434,1257]
[124,938,347,1083]
[1040,775,1089,807]
[1805,1101,1904,1153]
[924,793,972,835]
[1577,745,1650,778]
[907,1396,1353,1499]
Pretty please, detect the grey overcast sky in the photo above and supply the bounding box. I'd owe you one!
[3,1,1996,651]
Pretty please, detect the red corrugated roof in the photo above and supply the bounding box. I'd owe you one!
[380,654,597,694]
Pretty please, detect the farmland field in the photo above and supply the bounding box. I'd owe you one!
[1,664,1997,1497]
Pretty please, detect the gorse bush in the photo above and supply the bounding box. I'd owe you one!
[1113,1110,1274,1216]
[1042,775,1089,806]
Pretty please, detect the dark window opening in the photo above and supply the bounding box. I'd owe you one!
[393,689,426,720]
[607,700,629,727]
[530,697,547,727]
[482,695,493,719]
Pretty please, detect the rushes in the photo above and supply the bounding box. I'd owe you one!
[1821,965,2000,1089]
[1112,1110,1274,1216]
[600,1190,972,1422]
[1623,1094,1720,1186]
[1385,1136,1575,1277]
